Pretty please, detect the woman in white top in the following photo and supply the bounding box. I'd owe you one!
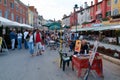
[27,30,34,56]
[17,31,22,49]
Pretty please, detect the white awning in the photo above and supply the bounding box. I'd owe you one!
[93,25,120,31]
[0,16,21,27]
[71,25,120,32]
[71,27,94,32]
[21,24,33,28]
[0,16,33,28]
[0,16,13,26]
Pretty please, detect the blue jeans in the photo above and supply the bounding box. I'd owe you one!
[11,39,15,49]
[17,38,22,49]
[24,39,28,49]
[28,42,34,54]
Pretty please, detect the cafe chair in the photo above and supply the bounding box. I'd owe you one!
[59,51,71,71]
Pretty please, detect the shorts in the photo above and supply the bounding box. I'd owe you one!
[35,42,42,52]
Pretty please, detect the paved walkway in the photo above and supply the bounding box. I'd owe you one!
[0,47,120,80]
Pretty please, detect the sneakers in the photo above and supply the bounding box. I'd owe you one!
[36,52,42,56]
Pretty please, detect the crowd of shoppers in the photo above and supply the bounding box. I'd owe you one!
[8,28,45,57]
[8,28,91,57]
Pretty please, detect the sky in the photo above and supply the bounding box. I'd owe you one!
[20,0,102,20]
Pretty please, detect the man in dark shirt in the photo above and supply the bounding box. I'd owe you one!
[9,29,16,50]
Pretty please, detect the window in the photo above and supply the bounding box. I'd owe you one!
[114,0,118,4]
[113,9,119,15]
[23,18,25,23]
[4,10,8,19]
[81,11,83,15]
[87,9,89,13]
[10,2,14,9]
[26,12,28,17]
[97,4,101,10]
[23,10,24,14]
[11,13,14,21]
[96,14,102,20]
[16,15,19,22]
[16,5,18,11]
[91,8,93,12]
[4,0,7,5]
[87,16,90,20]
[20,9,23,14]
[107,0,111,6]
[0,10,2,16]
[91,16,93,19]
[20,17,22,23]
[106,11,111,17]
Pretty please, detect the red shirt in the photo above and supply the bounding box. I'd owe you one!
[36,32,41,43]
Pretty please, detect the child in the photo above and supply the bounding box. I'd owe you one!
[41,40,45,54]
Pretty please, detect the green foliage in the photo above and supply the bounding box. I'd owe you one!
[102,17,109,21]
[82,22,89,25]
[115,30,120,36]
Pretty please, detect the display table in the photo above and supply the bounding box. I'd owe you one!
[72,54,103,77]
[49,40,56,50]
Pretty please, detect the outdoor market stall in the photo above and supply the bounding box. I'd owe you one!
[72,54,103,78]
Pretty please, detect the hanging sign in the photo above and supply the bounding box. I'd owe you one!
[0,37,2,45]
[83,40,99,80]
[89,40,99,66]
[74,40,81,53]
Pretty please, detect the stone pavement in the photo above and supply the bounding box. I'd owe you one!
[0,47,120,80]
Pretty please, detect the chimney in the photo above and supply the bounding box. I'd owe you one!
[84,2,88,8]
[91,1,93,6]
[94,0,98,4]
[80,6,83,10]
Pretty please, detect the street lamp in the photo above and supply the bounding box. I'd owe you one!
[60,24,64,51]
[74,4,78,39]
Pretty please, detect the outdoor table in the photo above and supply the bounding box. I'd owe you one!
[49,40,56,50]
[72,54,103,77]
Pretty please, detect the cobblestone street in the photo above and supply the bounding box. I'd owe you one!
[0,47,120,80]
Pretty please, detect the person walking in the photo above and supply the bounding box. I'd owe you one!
[27,30,34,57]
[9,29,17,50]
[17,31,22,49]
[34,29,42,56]
[23,29,29,49]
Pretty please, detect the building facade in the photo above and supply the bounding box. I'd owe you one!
[0,0,28,24]
[14,0,28,24]
[78,6,91,26]
[28,6,38,27]
[28,8,34,26]
[62,15,70,26]
[38,15,45,27]
[70,11,78,27]
[62,0,114,28]
[111,0,120,16]
[0,0,39,26]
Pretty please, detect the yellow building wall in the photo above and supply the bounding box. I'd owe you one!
[111,0,120,15]
[28,9,34,26]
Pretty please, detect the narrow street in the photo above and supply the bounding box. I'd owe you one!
[0,47,120,80]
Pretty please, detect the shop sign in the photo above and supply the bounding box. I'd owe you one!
[89,40,99,66]
[92,23,103,27]
[75,40,81,53]
[0,37,2,45]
